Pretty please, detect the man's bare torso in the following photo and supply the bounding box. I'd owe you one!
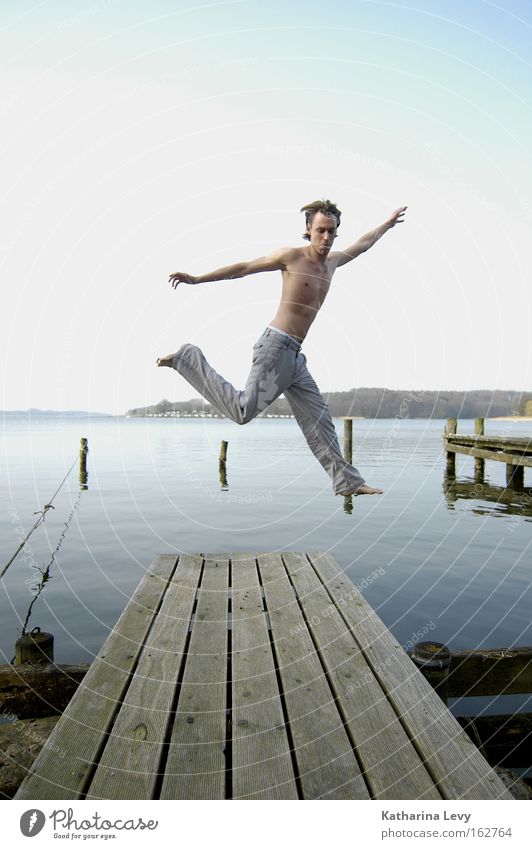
[269,247,337,342]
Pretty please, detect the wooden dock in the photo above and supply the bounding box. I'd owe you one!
[445,418,532,488]
[15,552,512,800]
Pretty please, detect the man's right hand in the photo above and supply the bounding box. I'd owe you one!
[168,271,198,288]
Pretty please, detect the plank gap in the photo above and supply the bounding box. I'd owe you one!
[151,557,205,799]
[256,557,303,800]
[282,554,373,798]
[305,554,447,797]
[225,558,233,800]
[79,555,181,800]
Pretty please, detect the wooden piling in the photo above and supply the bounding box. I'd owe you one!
[445,418,457,476]
[219,440,228,489]
[506,463,524,491]
[343,418,353,464]
[474,417,485,481]
[79,437,88,490]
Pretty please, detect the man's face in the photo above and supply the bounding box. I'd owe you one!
[307,212,338,255]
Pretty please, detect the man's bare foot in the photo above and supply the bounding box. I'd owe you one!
[339,484,384,496]
[156,353,178,368]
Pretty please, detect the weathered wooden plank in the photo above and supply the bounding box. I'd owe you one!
[283,553,440,800]
[309,552,513,800]
[445,440,532,467]
[447,435,532,450]
[257,553,369,800]
[446,647,532,698]
[87,555,201,799]
[160,557,229,800]
[15,555,178,800]
[231,554,298,799]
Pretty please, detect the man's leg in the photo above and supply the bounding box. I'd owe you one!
[283,353,381,495]
[157,333,298,424]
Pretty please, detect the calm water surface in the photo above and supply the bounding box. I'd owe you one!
[1,415,531,717]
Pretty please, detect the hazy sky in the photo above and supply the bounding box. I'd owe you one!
[1,0,531,414]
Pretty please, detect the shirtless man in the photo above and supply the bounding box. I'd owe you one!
[157,200,406,496]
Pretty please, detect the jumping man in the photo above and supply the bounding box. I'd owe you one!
[157,200,407,496]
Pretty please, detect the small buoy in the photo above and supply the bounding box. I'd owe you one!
[15,626,54,665]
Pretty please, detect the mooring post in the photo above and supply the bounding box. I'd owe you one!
[219,440,228,489]
[412,641,451,705]
[474,417,485,481]
[506,463,524,491]
[15,627,54,665]
[79,437,88,490]
[445,418,457,476]
[343,418,353,464]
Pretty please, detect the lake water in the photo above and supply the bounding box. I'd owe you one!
[1,415,531,719]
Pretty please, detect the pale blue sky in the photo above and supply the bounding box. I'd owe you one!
[1,0,531,413]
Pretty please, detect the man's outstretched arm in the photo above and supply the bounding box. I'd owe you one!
[332,206,407,268]
[168,248,291,288]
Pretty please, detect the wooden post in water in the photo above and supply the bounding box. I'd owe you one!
[219,440,228,489]
[474,417,485,481]
[343,418,353,464]
[445,418,457,476]
[506,463,524,491]
[219,440,228,463]
[79,438,88,490]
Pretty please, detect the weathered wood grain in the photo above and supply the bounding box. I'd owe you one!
[258,553,369,800]
[15,555,178,800]
[160,557,229,800]
[87,555,201,798]
[283,552,440,800]
[231,554,298,799]
[309,552,513,800]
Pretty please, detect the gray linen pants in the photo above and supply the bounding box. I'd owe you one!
[171,327,365,494]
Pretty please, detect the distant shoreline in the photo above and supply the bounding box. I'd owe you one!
[491,416,532,421]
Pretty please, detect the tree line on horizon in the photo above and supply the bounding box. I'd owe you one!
[126,389,532,419]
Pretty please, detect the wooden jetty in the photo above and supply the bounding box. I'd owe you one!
[445,418,532,489]
[15,552,512,800]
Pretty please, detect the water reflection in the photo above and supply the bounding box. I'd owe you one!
[443,474,532,520]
